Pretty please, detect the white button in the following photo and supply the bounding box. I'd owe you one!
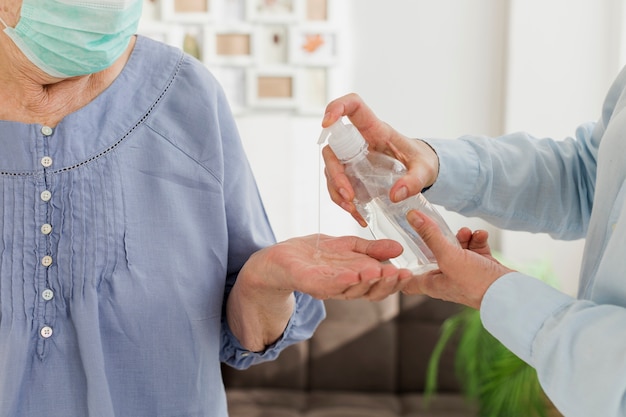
[40,190,51,202]
[42,289,54,301]
[41,255,53,267]
[41,126,53,136]
[41,156,53,167]
[40,326,53,338]
[41,224,52,235]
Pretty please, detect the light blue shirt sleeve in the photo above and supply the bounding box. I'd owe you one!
[425,122,598,240]
[421,65,626,417]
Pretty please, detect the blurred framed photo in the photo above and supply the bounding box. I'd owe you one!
[205,26,254,65]
[137,20,177,45]
[161,0,214,22]
[296,67,328,114]
[246,0,302,22]
[305,0,327,21]
[247,68,298,109]
[216,0,246,21]
[254,24,289,65]
[289,25,337,65]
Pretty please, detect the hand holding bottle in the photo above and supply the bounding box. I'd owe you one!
[405,210,514,309]
[318,109,460,275]
[321,93,440,227]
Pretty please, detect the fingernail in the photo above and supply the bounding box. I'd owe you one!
[339,188,351,201]
[394,186,408,202]
[322,112,331,126]
[407,210,423,227]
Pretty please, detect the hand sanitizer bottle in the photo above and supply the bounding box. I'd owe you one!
[318,118,460,274]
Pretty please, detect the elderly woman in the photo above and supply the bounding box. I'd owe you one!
[0,1,413,416]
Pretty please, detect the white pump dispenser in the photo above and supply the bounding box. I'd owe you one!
[318,118,460,274]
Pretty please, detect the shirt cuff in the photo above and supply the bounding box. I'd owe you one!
[420,138,481,208]
[480,272,573,365]
[221,291,325,369]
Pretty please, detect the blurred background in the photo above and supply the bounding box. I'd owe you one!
[141,0,626,297]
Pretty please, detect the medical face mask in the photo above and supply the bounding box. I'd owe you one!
[0,0,143,78]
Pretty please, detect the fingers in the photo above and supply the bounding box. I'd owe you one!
[322,93,378,132]
[406,210,460,263]
[334,263,411,301]
[456,227,474,249]
[388,139,439,201]
[468,230,491,255]
[321,145,367,226]
[351,237,404,261]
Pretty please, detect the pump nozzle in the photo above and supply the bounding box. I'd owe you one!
[317,118,367,161]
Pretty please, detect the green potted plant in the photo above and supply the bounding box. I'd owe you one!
[425,256,563,417]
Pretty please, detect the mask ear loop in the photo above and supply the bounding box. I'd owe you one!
[0,16,8,29]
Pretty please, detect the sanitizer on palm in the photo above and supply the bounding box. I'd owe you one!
[318,118,460,274]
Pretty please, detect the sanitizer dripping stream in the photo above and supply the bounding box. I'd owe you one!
[314,143,323,260]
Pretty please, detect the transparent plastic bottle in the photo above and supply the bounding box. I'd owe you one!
[318,118,460,274]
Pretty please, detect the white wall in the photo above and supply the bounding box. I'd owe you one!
[499,0,623,296]
[238,0,625,295]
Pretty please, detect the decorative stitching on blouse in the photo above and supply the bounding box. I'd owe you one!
[0,55,185,178]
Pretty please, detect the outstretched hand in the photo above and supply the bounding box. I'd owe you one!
[247,234,413,302]
[403,210,514,309]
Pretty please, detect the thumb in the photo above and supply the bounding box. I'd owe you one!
[406,210,458,262]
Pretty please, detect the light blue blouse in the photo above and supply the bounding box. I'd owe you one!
[0,36,324,417]
[426,65,626,417]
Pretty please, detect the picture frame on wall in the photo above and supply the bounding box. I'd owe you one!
[176,25,206,60]
[160,0,214,23]
[254,24,290,65]
[289,25,337,66]
[246,68,299,109]
[137,20,177,45]
[205,26,255,65]
[305,0,328,21]
[246,0,303,23]
[216,0,246,21]
[296,67,328,114]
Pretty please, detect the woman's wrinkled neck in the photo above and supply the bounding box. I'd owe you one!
[0,36,136,127]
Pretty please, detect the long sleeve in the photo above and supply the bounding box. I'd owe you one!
[421,65,626,417]
[424,122,599,241]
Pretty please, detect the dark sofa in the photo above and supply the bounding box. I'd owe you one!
[223,294,477,417]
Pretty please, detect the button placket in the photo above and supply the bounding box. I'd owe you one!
[38,125,55,341]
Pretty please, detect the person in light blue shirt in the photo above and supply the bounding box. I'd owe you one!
[0,1,413,416]
[321,67,626,417]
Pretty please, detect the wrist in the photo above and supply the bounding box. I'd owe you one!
[227,249,295,351]
[417,139,440,192]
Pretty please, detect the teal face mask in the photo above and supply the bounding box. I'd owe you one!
[0,0,143,78]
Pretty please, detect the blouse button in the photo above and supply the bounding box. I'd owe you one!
[41,156,53,168]
[41,255,53,267]
[41,126,53,136]
[42,289,54,301]
[41,224,52,235]
[40,190,52,202]
[40,326,53,338]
